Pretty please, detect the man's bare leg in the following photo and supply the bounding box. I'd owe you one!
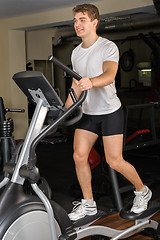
[103,134,144,191]
[73,129,98,199]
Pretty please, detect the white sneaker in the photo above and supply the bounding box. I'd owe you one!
[131,186,152,214]
[68,199,97,221]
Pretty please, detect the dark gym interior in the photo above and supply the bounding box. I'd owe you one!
[35,124,160,215]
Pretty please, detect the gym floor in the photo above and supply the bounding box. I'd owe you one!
[36,132,160,215]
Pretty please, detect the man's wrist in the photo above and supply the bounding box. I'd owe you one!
[90,77,95,87]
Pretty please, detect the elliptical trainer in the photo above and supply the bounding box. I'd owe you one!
[0,56,159,240]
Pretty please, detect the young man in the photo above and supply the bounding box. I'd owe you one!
[65,4,152,221]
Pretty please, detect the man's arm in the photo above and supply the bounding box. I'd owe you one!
[75,61,118,91]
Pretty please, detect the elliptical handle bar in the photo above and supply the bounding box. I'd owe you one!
[28,56,87,166]
[0,97,25,123]
[5,108,25,113]
[48,55,81,81]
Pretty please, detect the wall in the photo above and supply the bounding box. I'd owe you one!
[0,26,27,139]
[26,28,57,60]
[0,0,154,138]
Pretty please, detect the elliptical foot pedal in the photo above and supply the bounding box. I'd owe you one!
[73,210,107,228]
[120,200,160,220]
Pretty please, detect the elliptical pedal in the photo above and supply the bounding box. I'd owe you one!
[120,200,160,220]
[73,210,108,228]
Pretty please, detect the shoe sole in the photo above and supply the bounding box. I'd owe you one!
[69,210,97,221]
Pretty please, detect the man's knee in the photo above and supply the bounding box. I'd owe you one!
[107,155,124,171]
[73,151,88,167]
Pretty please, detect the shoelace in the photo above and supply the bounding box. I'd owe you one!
[71,201,83,213]
[133,195,143,207]
[133,191,150,208]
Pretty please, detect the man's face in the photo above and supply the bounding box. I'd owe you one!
[73,11,97,38]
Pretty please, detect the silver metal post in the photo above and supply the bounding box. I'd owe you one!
[0,177,10,189]
[31,183,58,240]
[11,98,48,184]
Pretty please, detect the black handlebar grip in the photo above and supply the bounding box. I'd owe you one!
[69,88,78,103]
[48,55,82,81]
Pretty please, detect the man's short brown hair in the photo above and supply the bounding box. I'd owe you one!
[73,3,100,28]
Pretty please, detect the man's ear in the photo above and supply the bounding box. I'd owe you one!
[93,19,98,28]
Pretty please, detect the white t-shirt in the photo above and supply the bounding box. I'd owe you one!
[71,36,121,115]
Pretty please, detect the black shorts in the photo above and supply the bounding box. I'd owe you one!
[76,106,124,136]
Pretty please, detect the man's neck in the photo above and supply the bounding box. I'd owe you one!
[82,34,99,48]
